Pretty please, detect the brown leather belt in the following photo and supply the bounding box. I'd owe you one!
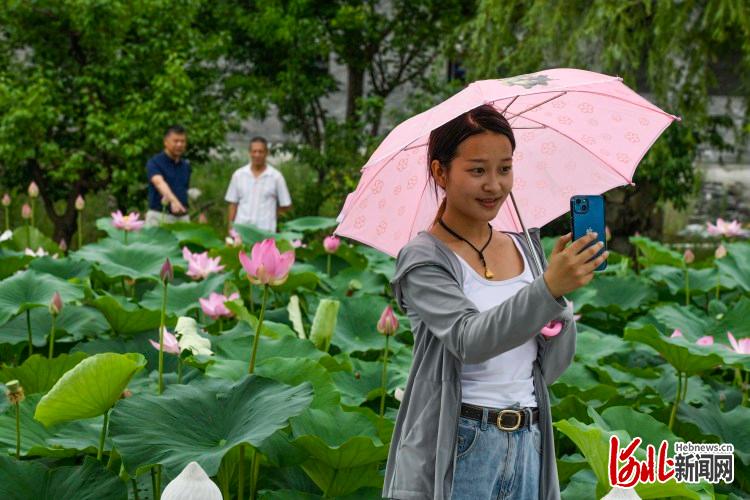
[460,403,539,431]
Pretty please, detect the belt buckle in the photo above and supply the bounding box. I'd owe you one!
[497,409,522,431]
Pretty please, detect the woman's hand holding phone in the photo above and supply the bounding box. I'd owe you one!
[542,232,609,299]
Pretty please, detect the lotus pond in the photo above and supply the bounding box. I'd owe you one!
[0,215,748,499]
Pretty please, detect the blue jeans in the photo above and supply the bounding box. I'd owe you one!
[451,408,541,499]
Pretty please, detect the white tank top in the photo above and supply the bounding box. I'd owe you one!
[454,234,538,408]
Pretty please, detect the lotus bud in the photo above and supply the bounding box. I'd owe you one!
[715,244,727,259]
[160,258,174,283]
[75,195,85,211]
[21,203,32,220]
[5,380,25,405]
[323,235,341,254]
[377,305,399,336]
[1,193,10,207]
[198,212,208,224]
[683,249,694,264]
[27,181,39,198]
[59,239,67,252]
[49,292,63,316]
[120,389,133,399]
[162,461,222,500]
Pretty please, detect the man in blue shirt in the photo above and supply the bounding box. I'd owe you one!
[145,125,191,226]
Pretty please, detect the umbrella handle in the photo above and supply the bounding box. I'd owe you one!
[508,192,544,277]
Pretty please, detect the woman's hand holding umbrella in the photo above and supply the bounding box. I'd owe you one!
[543,231,609,299]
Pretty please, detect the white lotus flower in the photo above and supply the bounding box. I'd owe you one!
[394,388,405,402]
[162,461,222,500]
[174,316,213,356]
[601,486,641,499]
[0,230,12,242]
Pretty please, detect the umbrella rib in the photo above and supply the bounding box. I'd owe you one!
[495,92,567,118]
[500,95,518,115]
[510,113,633,185]
[408,178,433,241]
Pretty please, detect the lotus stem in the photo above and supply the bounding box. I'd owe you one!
[238,445,245,500]
[77,210,83,249]
[3,206,8,231]
[151,466,161,500]
[684,266,690,306]
[97,409,110,461]
[250,448,261,500]
[177,358,183,384]
[743,372,749,407]
[218,318,223,333]
[249,283,255,314]
[158,280,168,394]
[669,370,683,430]
[131,478,140,500]
[15,402,20,459]
[48,314,56,359]
[680,373,689,402]
[220,469,229,500]
[380,335,390,418]
[248,285,269,374]
[124,231,128,245]
[327,254,332,276]
[26,309,32,357]
[25,221,30,249]
[30,199,34,228]
[161,204,166,224]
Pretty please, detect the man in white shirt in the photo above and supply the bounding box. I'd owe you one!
[225,137,292,233]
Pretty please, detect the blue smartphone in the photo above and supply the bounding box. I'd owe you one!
[570,195,607,271]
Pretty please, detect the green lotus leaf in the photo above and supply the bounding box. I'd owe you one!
[629,235,683,268]
[0,251,31,279]
[0,352,88,394]
[72,237,181,281]
[0,455,127,499]
[0,304,108,346]
[34,352,146,426]
[331,351,408,407]
[649,304,712,341]
[73,330,179,375]
[567,275,657,314]
[281,216,338,233]
[642,265,719,295]
[678,402,750,466]
[290,407,389,497]
[166,222,224,249]
[109,375,313,478]
[716,241,750,292]
[623,325,723,375]
[256,357,339,410]
[224,302,298,338]
[327,267,387,298]
[6,226,59,254]
[273,270,321,294]
[555,415,709,499]
[139,273,227,315]
[328,295,405,353]
[232,222,302,246]
[29,257,93,280]
[715,296,750,338]
[574,325,631,366]
[560,469,598,499]
[90,295,163,335]
[0,394,105,457]
[0,269,85,326]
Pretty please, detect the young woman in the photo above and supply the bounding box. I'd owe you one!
[382,105,607,500]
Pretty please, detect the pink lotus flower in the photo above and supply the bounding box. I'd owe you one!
[199,292,240,320]
[377,305,399,336]
[707,218,743,238]
[75,195,85,211]
[225,228,242,247]
[182,247,225,280]
[715,244,727,259]
[541,320,563,337]
[149,327,180,355]
[670,329,683,338]
[323,235,341,254]
[727,332,750,355]
[239,238,295,286]
[683,249,694,264]
[21,203,31,220]
[27,181,39,198]
[111,210,145,232]
[696,336,714,346]
[291,239,306,248]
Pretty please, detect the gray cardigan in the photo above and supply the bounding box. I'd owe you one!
[383,229,577,500]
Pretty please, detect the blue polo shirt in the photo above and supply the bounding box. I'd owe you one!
[146,152,191,212]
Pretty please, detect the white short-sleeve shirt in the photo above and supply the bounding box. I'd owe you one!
[224,164,292,232]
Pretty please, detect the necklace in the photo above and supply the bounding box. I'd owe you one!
[438,219,495,279]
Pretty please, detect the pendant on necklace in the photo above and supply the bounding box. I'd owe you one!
[484,268,494,279]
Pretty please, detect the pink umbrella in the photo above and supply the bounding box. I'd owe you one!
[335,68,678,266]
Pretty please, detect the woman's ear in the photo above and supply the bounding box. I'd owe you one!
[430,160,447,189]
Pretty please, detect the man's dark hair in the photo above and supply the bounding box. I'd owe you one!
[165,125,186,138]
[249,136,268,149]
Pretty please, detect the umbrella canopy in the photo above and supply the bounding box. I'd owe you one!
[335,68,678,258]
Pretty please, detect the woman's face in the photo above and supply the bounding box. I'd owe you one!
[433,131,514,222]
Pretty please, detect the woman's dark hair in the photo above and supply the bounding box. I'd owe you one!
[428,104,515,225]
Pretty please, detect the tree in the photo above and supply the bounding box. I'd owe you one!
[208,0,471,213]
[0,0,239,243]
[462,0,750,249]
